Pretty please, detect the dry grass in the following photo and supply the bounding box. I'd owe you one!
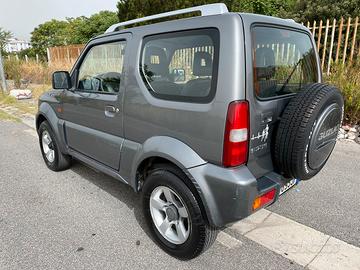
[20,60,73,84]
[0,93,17,104]
[0,92,37,115]
[2,59,70,116]
[29,84,52,100]
[5,59,73,85]
[0,109,20,122]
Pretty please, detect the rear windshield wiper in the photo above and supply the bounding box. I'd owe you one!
[277,58,303,94]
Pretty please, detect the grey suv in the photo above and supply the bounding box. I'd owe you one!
[36,3,343,259]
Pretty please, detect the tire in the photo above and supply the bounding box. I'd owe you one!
[274,83,343,180]
[38,121,72,171]
[142,165,217,260]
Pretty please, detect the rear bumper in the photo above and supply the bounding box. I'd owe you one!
[187,164,289,227]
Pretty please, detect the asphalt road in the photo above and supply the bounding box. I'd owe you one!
[0,120,359,269]
[269,140,360,246]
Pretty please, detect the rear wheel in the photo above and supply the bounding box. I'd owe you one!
[142,165,217,260]
[38,121,71,171]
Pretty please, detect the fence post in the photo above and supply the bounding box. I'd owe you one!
[343,17,352,65]
[350,17,359,62]
[321,19,330,69]
[312,20,317,36]
[36,54,39,63]
[327,19,337,75]
[317,20,323,51]
[0,49,7,93]
[335,18,344,63]
[66,47,70,63]
[25,55,29,63]
[47,48,51,66]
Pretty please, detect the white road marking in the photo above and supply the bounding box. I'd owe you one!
[229,209,360,269]
[216,231,242,249]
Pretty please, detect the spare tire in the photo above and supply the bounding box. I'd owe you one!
[274,83,343,180]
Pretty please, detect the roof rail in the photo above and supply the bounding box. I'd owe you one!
[105,3,228,33]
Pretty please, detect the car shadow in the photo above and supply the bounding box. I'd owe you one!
[69,160,153,239]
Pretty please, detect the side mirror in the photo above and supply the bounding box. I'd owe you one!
[171,68,186,82]
[52,71,72,90]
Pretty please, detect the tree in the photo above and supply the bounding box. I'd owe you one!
[67,11,119,44]
[30,11,119,56]
[283,0,360,22]
[117,0,295,22]
[30,19,69,56]
[0,27,12,53]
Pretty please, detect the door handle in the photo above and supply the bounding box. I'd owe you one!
[105,105,117,117]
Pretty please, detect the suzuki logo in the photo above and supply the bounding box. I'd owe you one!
[318,125,339,141]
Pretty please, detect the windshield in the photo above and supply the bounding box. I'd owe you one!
[252,26,319,99]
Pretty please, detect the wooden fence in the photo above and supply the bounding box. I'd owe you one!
[306,17,360,74]
[47,17,360,75]
[47,44,85,65]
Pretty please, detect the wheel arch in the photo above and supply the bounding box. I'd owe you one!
[129,136,210,223]
[36,113,48,131]
[136,156,211,224]
[36,103,67,154]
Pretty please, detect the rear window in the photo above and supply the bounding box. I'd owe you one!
[252,26,318,99]
[140,29,219,103]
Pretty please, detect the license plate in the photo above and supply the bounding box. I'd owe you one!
[279,179,298,195]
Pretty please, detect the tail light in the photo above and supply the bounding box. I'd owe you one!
[252,188,276,211]
[223,101,249,167]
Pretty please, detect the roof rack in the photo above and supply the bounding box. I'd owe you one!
[105,3,229,33]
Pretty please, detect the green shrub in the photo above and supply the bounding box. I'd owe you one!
[325,63,360,125]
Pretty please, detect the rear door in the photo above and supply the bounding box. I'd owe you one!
[62,34,130,170]
[241,15,321,178]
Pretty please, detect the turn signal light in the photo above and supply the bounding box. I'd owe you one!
[252,189,276,211]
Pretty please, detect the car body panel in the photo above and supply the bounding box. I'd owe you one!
[239,13,322,178]
[37,12,322,227]
[60,33,131,170]
[122,13,245,165]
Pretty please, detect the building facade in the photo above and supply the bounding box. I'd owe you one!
[5,38,31,53]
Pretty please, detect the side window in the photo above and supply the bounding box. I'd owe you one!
[78,41,126,93]
[140,29,219,103]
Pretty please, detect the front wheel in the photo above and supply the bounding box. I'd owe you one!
[142,165,217,260]
[38,121,72,171]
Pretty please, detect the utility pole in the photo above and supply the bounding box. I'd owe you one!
[0,49,7,93]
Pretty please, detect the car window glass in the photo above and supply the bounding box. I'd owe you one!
[252,27,318,99]
[78,41,126,93]
[140,29,219,103]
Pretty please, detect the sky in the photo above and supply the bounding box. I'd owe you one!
[0,0,118,40]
